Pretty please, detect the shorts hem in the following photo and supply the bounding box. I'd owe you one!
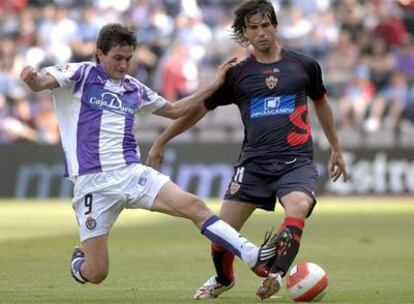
[222,195,276,211]
[80,231,109,243]
[148,177,171,211]
[277,187,317,218]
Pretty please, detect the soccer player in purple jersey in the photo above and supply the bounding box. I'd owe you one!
[20,23,287,288]
[147,0,348,300]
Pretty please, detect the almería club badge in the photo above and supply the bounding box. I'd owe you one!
[266,75,278,90]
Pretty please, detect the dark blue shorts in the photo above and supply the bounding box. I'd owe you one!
[223,157,318,215]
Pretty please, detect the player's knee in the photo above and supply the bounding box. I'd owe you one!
[87,269,108,284]
[297,200,312,215]
[189,196,209,213]
[285,200,312,218]
[186,195,211,220]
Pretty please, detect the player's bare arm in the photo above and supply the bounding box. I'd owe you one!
[313,96,348,182]
[20,66,59,92]
[153,56,237,119]
[147,104,209,168]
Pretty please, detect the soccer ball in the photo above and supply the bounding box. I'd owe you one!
[285,262,328,302]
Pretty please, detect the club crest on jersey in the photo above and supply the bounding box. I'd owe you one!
[266,75,278,90]
[85,216,96,230]
[229,181,240,195]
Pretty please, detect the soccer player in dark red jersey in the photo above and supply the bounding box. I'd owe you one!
[147,0,348,300]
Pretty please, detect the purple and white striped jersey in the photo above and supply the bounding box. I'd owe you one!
[44,62,167,178]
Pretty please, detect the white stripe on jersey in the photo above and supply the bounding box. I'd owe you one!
[99,111,127,171]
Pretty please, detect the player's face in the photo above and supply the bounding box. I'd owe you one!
[97,45,134,80]
[243,13,277,53]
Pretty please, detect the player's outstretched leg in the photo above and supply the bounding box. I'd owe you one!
[153,183,282,276]
[70,246,88,284]
[201,215,285,277]
[153,182,285,297]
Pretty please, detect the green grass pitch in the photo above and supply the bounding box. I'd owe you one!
[0,197,413,304]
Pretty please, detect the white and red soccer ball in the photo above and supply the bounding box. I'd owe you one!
[285,262,328,302]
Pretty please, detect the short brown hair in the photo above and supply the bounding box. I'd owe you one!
[95,23,137,63]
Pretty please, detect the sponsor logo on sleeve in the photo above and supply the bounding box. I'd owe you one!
[55,64,71,72]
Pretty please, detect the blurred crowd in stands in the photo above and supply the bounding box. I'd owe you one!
[1,0,414,147]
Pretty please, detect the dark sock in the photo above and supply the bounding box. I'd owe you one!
[211,243,235,286]
[270,217,305,276]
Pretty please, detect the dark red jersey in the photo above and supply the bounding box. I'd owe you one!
[204,48,326,167]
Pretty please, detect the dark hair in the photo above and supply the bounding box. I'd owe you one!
[95,23,137,63]
[232,0,278,47]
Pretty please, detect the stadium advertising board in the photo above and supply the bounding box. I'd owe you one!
[0,143,413,198]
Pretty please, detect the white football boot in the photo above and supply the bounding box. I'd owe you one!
[193,275,235,300]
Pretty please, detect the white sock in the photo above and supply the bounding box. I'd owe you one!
[201,215,259,267]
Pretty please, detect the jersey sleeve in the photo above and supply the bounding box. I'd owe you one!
[136,82,167,113]
[204,67,237,110]
[305,58,327,101]
[43,62,89,88]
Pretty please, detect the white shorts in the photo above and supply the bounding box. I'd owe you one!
[72,164,170,242]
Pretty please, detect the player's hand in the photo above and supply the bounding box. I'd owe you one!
[146,142,165,169]
[20,66,38,86]
[329,150,348,182]
[213,56,238,88]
